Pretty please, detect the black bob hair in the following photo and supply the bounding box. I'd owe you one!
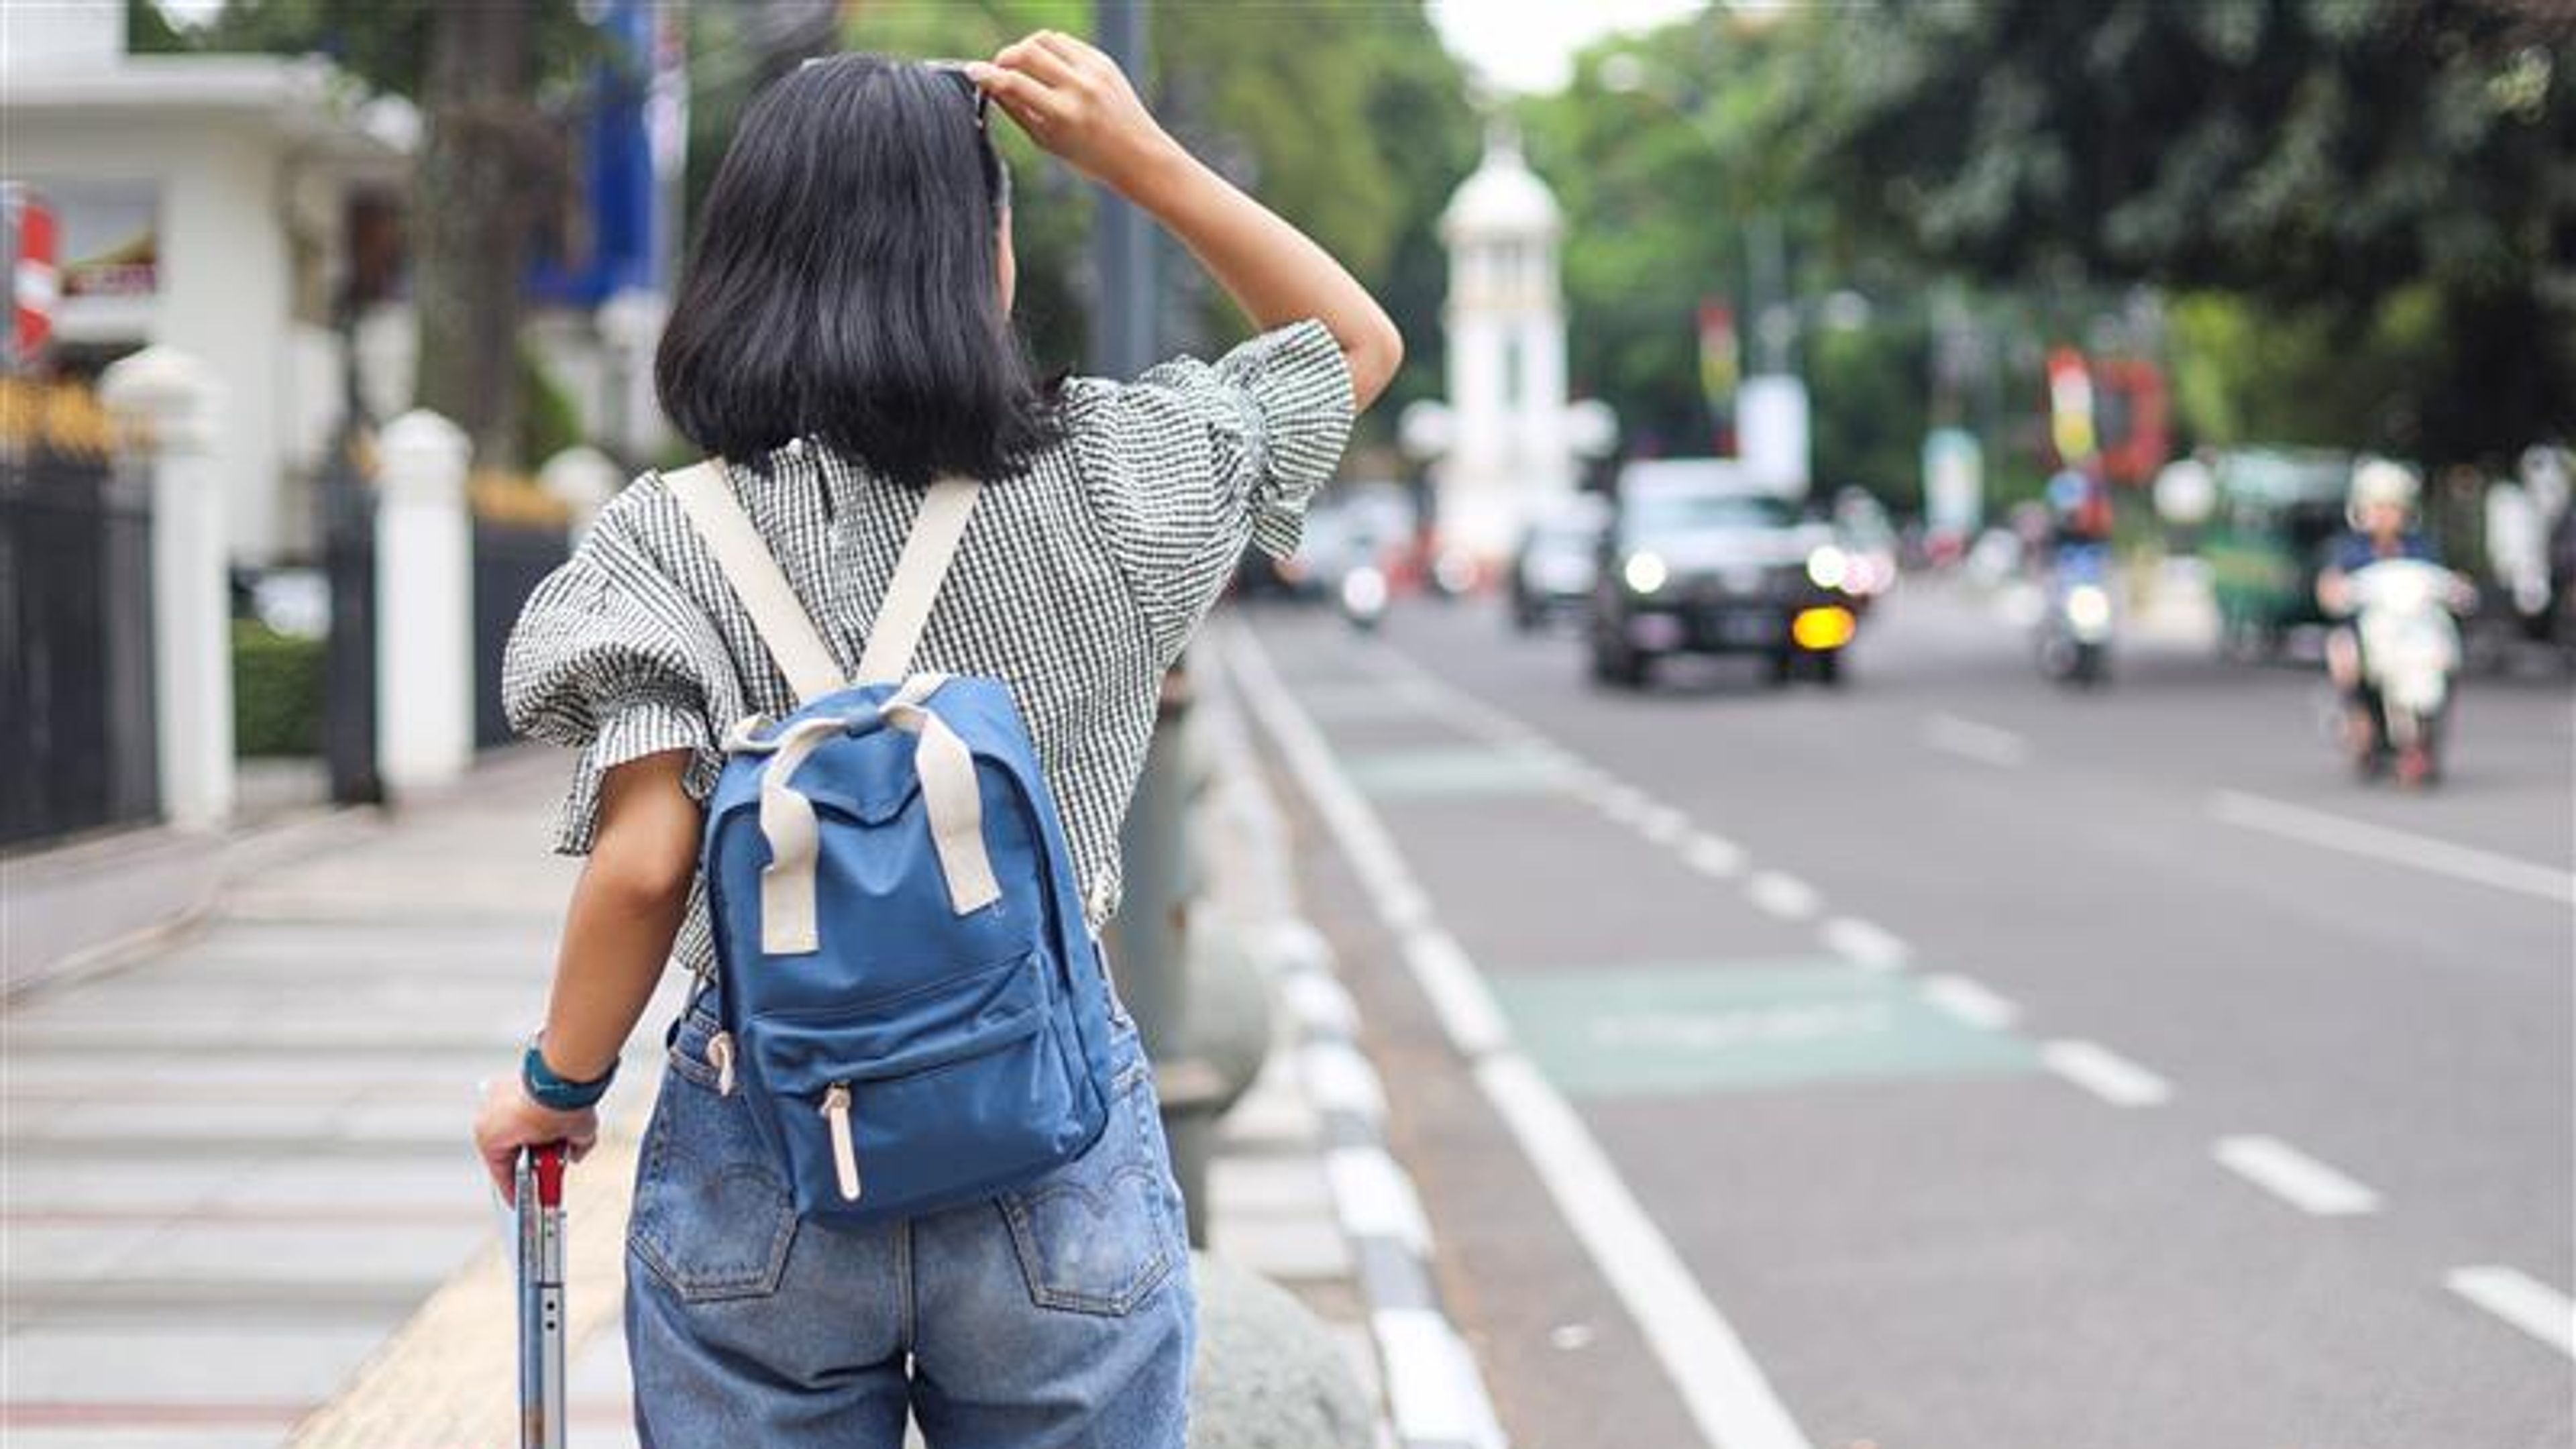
[655,54,1057,486]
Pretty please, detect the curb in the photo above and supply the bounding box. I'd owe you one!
[1195,636,1509,1449]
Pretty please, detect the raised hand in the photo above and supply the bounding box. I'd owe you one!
[969,31,1175,195]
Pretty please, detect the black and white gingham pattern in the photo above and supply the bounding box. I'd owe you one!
[502,319,1354,980]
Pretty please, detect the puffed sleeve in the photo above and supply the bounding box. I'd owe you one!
[501,503,729,855]
[1064,318,1356,662]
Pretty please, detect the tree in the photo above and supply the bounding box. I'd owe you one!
[140,0,603,472]
[841,1,1474,434]
[1801,0,2576,468]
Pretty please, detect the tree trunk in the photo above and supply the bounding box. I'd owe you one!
[413,1,534,473]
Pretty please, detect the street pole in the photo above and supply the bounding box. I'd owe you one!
[1089,0,1185,1057]
[1087,0,1232,1239]
[1089,0,1157,382]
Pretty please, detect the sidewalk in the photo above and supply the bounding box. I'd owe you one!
[1,743,1392,1446]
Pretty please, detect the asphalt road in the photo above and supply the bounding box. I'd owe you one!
[1222,576,2573,1449]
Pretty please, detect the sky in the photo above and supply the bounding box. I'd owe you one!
[1428,0,1712,96]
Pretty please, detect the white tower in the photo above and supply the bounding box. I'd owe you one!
[1426,125,1574,564]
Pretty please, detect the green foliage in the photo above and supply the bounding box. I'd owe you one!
[1801,0,2575,467]
[1524,1,2571,484]
[1808,318,1929,508]
[145,0,598,99]
[232,619,323,758]
[1519,12,1854,455]
[2168,288,2443,454]
[839,1,1474,427]
[126,0,186,53]
[517,345,584,471]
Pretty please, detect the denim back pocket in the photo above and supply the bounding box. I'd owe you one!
[628,1013,800,1303]
[998,1059,1181,1317]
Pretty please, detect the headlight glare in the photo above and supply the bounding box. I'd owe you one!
[1623,551,1669,594]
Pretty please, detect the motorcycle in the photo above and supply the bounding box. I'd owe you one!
[2337,557,2468,787]
[1338,562,1389,633]
[2038,542,2114,688]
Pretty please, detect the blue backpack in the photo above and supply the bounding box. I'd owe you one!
[667,461,1118,1224]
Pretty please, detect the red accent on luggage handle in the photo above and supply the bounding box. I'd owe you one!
[531,1143,568,1209]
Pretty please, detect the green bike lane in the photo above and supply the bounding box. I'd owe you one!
[1226,602,2571,1449]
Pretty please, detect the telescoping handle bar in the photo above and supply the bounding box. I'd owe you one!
[516,1143,568,1449]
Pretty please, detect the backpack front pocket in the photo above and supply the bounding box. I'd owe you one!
[742,949,1104,1220]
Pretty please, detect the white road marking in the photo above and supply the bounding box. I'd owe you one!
[1682,832,1748,879]
[1746,869,1823,921]
[2445,1266,2576,1359]
[1599,784,1650,824]
[1377,880,1434,932]
[1923,712,2032,768]
[1820,916,1911,971]
[1919,974,2021,1030]
[1479,1053,1813,1449]
[1375,1307,1511,1449]
[2209,790,2576,907]
[2040,1039,2174,1107]
[1229,621,1810,1449]
[2210,1135,2382,1216]
[1400,924,1514,1059]
[1638,804,1691,845]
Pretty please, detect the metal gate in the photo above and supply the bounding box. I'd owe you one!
[0,427,157,848]
[474,517,570,749]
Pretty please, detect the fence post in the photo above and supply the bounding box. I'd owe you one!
[538,445,621,543]
[100,346,232,833]
[375,409,474,794]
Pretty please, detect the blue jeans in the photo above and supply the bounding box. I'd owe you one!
[627,996,1194,1448]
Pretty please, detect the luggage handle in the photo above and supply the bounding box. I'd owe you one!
[517,1142,569,1449]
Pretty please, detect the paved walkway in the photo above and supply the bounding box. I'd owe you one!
[3,745,1382,1446]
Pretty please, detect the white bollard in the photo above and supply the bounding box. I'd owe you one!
[99,346,234,833]
[537,444,622,545]
[375,409,475,794]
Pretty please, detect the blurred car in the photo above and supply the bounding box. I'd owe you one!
[1508,494,1609,631]
[1588,460,1861,688]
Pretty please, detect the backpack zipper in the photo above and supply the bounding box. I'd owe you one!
[819,1082,861,1201]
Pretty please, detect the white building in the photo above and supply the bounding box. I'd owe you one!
[2,2,414,567]
[1428,126,1581,564]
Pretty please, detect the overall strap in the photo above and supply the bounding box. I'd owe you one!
[855,475,980,685]
[665,460,845,705]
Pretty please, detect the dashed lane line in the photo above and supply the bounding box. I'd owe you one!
[1681,832,1748,880]
[2445,1267,2576,1359]
[1745,870,1823,921]
[1821,916,1911,971]
[2039,1039,2174,1108]
[1923,712,2033,768]
[2210,1135,2382,1217]
[1919,973,2021,1030]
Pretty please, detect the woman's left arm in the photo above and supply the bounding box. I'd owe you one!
[474,751,702,1200]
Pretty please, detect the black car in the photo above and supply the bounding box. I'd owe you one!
[1588,461,1861,688]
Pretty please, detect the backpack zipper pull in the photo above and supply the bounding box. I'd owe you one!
[819,1082,861,1201]
[706,1032,737,1097]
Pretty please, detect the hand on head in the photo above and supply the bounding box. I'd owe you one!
[968,32,1173,192]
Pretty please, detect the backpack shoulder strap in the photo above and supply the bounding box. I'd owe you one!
[855,474,981,686]
[665,459,846,705]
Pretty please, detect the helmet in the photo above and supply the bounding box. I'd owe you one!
[2347,457,2420,529]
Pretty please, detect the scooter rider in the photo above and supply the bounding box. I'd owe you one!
[2316,459,2457,744]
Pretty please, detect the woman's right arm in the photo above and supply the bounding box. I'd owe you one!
[971,33,1404,408]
